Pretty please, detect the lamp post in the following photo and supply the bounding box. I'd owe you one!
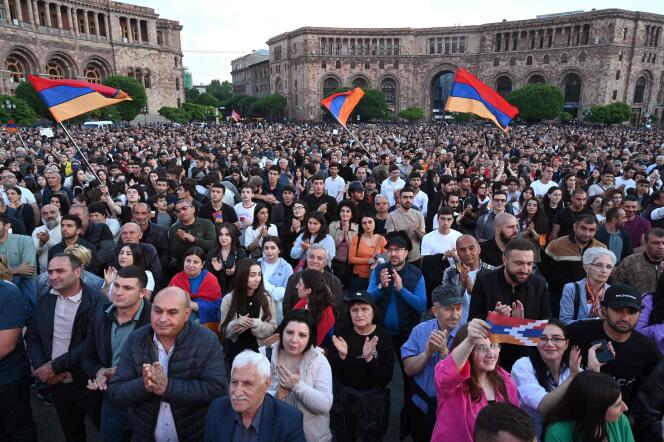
[142,104,148,125]
[218,106,225,124]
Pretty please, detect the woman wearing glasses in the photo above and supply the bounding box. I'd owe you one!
[431,318,519,442]
[559,248,616,325]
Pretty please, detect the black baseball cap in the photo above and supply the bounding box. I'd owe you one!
[349,181,365,193]
[344,290,375,306]
[431,285,464,307]
[602,284,641,310]
[385,231,412,251]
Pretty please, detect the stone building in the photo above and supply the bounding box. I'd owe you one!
[0,0,185,114]
[231,49,270,98]
[267,9,664,125]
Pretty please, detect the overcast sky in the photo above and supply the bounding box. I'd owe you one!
[131,0,664,85]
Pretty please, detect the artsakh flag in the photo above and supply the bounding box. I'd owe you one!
[2,119,17,133]
[231,109,240,122]
[321,87,365,127]
[28,75,132,122]
[445,67,519,131]
[485,311,548,346]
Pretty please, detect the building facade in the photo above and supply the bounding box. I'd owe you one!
[267,9,664,124]
[231,49,270,98]
[0,0,185,114]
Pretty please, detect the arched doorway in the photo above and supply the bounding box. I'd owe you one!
[495,76,512,99]
[563,73,582,117]
[528,74,546,84]
[431,71,455,118]
[351,77,369,89]
[380,77,397,117]
[633,76,647,104]
[322,76,340,99]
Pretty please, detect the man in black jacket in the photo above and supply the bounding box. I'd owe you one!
[469,238,551,370]
[303,175,338,225]
[131,203,171,284]
[83,266,151,442]
[70,204,115,252]
[107,287,227,442]
[632,358,664,441]
[26,253,107,442]
[48,214,99,275]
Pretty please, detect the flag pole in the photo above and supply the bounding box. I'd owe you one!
[58,121,102,184]
[15,128,28,150]
[341,123,370,155]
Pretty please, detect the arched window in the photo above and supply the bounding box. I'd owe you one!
[495,76,512,98]
[526,55,533,65]
[5,54,30,82]
[322,77,340,98]
[275,78,283,94]
[528,75,545,84]
[46,61,65,79]
[543,54,550,65]
[144,69,151,88]
[509,57,516,67]
[431,71,455,115]
[84,63,103,84]
[563,73,582,116]
[381,78,397,105]
[351,77,368,89]
[618,51,623,62]
[634,76,647,104]
[335,60,341,69]
[321,60,327,69]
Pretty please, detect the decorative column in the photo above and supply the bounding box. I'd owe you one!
[55,2,62,29]
[31,0,39,25]
[15,0,23,22]
[82,9,88,34]
[127,18,133,42]
[25,0,34,25]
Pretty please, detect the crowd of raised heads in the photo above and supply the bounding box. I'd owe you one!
[1,120,664,442]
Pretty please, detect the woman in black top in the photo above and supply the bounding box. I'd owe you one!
[542,186,563,236]
[5,186,34,233]
[206,222,246,295]
[329,291,394,442]
[279,200,308,266]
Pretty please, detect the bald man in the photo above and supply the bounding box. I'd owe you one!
[479,213,519,267]
[98,223,163,286]
[107,287,227,442]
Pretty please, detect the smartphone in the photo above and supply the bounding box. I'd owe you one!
[590,339,615,364]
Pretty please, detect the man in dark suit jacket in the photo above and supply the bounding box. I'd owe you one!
[204,350,305,442]
[47,214,100,276]
[130,203,171,284]
[26,253,107,441]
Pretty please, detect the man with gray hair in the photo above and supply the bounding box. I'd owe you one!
[204,350,305,441]
[282,243,344,322]
[32,204,62,272]
[108,287,226,442]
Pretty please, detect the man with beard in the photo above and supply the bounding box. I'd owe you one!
[541,214,605,317]
[198,182,238,226]
[550,188,593,240]
[479,213,519,267]
[48,214,99,274]
[568,284,661,409]
[32,204,61,273]
[469,238,551,370]
[131,203,170,285]
[611,228,664,294]
[622,195,651,250]
[386,187,426,266]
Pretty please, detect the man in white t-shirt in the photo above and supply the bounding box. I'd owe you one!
[530,165,557,197]
[324,162,346,202]
[409,172,429,218]
[381,164,406,207]
[234,184,257,244]
[615,165,637,192]
[421,207,462,257]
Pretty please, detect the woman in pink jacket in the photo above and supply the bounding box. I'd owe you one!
[431,318,519,442]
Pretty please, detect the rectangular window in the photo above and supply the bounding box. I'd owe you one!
[429,38,435,54]
[612,90,617,100]
[615,70,620,80]
[460,36,466,53]
[451,37,457,53]
[445,37,450,54]
[437,37,442,54]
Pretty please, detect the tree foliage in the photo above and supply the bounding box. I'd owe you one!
[254,94,287,121]
[185,87,200,101]
[159,102,217,123]
[195,93,219,107]
[0,95,37,126]
[102,76,147,121]
[587,102,632,124]
[207,79,233,102]
[158,106,191,124]
[399,107,424,121]
[507,84,564,123]
[14,81,50,119]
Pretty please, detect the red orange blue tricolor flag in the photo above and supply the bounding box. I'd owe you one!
[27,75,132,122]
[321,87,365,127]
[485,311,548,346]
[2,119,17,133]
[231,109,240,122]
[445,68,519,131]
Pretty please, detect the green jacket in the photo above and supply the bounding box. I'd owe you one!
[168,217,216,260]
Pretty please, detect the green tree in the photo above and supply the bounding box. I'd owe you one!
[399,107,424,121]
[102,76,147,121]
[159,106,191,124]
[507,84,564,123]
[587,102,632,124]
[238,95,258,117]
[14,81,50,119]
[207,79,233,102]
[254,94,287,121]
[0,95,37,126]
[185,87,200,102]
[195,93,219,107]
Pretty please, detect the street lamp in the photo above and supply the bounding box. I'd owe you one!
[142,105,148,125]
[3,100,16,116]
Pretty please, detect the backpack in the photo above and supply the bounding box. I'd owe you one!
[572,282,582,320]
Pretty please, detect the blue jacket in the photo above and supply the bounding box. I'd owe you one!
[368,262,426,337]
[559,278,611,325]
[204,393,305,442]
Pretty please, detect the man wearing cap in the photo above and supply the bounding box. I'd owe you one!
[568,283,661,408]
[400,285,463,442]
[346,181,374,215]
[368,231,426,359]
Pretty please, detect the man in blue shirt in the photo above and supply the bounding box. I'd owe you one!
[401,285,463,442]
[0,280,37,441]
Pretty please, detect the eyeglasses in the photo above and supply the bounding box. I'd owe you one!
[387,247,406,253]
[293,205,305,210]
[174,207,191,213]
[539,337,568,344]
[590,263,614,271]
[475,343,501,353]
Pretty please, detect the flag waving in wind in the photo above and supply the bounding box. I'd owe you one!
[485,311,548,346]
[321,87,365,127]
[2,119,17,133]
[231,109,240,122]
[28,75,132,122]
[445,68,519,131]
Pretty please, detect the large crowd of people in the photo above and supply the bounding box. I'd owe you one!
[1,120,664,442]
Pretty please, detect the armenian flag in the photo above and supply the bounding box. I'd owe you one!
[485,311,548,346]
[27,75,132,123]
[2,119,17,133]
[231,109,240,122]
[321,87,365,127]
[445,68,519,131]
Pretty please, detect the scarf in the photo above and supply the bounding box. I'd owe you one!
[585,277,605,319]
[169,271,221,302]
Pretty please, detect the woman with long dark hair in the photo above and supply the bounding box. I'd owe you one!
[244,203,278,258]
[543,372,632,441]
[560,173,577,207]
[219,257,276,367]
[103,243,154,299]
[328,200,359,289]
[637,272,664,354]
[206,222,246,295]
[290,212,336,269]
[511,319,582,438]
[293,269,336,348]
[5,186,34,233]
[513,186,535,214]
[279,200,308,266]
[517,197,550,246]
[50,192,70,216]
[431,319,519,442]
[348,212,387,290]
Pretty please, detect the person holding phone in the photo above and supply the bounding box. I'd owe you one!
[567,284,661,409]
